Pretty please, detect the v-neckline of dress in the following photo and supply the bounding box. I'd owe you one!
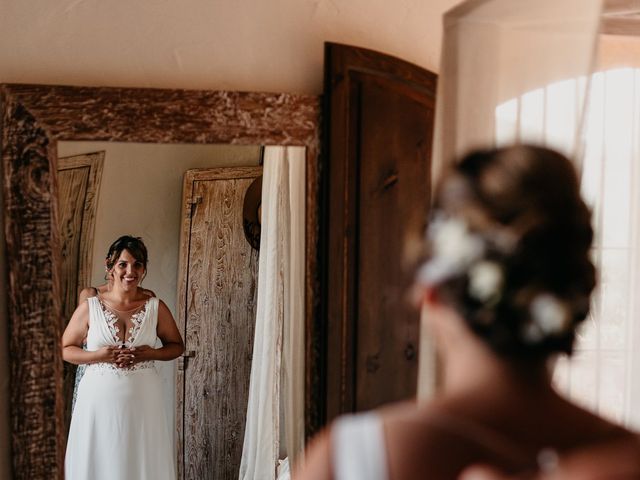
[97,297,151,347]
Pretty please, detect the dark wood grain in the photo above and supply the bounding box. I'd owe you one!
[1,91,66,480]
[0,83,321,479]
[323,43,436,420]
[6,85,318,146]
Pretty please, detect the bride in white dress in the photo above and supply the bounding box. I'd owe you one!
[62,235,184,480]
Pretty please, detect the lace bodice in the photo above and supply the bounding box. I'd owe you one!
[86,296,160,350]
[97,298,149,346]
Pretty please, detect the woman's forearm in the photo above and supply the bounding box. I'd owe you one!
[62,345,100,365]
[141,342,184,362]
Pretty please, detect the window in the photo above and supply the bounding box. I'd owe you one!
[496,64,640,428]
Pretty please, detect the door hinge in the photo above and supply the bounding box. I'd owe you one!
[177,350,196,371]
[186,195,202,217]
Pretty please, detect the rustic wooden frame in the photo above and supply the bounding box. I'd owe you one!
[0,84,322,480]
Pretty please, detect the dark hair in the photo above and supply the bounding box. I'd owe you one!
[105,235,149,271]
[424,145,596,358]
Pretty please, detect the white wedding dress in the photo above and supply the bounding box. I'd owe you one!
[65,296,176,480]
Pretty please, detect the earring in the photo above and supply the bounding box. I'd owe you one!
[104,267,113,281]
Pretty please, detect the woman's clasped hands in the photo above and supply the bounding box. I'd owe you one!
[95,345,153,368]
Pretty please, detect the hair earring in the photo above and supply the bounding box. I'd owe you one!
[104,267,114,281]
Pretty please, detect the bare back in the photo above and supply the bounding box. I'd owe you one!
[382,393,638,479]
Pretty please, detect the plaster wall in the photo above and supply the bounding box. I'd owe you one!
[0,0,461,94]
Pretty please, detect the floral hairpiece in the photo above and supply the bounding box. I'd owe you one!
[416,214,504,305]
[416,213,574,344]
[522,294,572,343]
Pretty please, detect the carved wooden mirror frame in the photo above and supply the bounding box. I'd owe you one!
[0,84,323,479]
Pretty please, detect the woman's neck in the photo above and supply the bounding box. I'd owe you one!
[102,284,143,305]
[438,335,553,401]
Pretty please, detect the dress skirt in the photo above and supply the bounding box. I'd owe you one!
[65,362,176,480]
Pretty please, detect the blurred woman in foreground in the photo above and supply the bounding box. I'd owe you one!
[296,145,640,479]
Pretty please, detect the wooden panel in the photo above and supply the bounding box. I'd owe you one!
[0,83,321,478]
[57,152,104,321]
[356,75,434,410]
[56,151,104,446]
[57,166,90,319]
[177,167,261,480]
[323,43,436,419]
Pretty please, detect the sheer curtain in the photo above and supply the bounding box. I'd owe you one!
[239,146,306,480]
[552,36,640,429]
[422,0,603,401]
[432,0,603,179]
[493,34,640,429]
[429,0,640,430]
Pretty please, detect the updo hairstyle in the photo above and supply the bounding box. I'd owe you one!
[419,145,596,358]
[105,235,149,272]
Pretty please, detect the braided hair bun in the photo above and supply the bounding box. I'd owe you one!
[418,145,596,357]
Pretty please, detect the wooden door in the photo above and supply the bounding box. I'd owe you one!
[57,151,104,433]
[176,167,262,480]
[57,152,105,321]
[323,43,437,419]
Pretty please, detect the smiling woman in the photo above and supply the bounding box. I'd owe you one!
[61,235,184,480]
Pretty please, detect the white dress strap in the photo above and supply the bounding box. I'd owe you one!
[332,412,388,480]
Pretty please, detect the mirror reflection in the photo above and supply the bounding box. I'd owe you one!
[57,141,292,479]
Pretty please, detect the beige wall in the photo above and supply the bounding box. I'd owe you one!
[0,0,461,94]
[0,0,466,476]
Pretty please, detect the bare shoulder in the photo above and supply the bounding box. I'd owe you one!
[77,286,98,304]
[141,287,156,297]
[381,400,508,479]
[558,431,640,477]
[296,402,447,480]
[157,298,171,312]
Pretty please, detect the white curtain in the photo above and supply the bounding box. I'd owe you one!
[432,0,603,178]
[552,35,640,429]
[428,0,640,430]
[490,36,640,430]
[422,0,603,401]
[239,145,306,480]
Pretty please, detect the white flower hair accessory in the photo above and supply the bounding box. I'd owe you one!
[468,261,503,304]
[416,215,484,286]
[416,214,506,307]
[522,293,571,343]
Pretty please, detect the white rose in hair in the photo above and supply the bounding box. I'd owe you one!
[468,261,503,303]
[431,217,484,267]
[417,216,484,286]
[523,294,570,343]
